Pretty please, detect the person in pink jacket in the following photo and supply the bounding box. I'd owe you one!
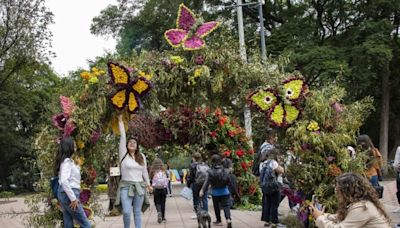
[310,172,391,228]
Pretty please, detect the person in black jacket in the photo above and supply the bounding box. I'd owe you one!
[200,154,232,228]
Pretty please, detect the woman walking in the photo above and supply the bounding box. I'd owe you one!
[116,114,152,228]
[55,137,91,228]
[200,154,232,228]
[150,158,169,223]
[357,135,383,186]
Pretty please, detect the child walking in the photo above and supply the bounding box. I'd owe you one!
[150,158,169,223]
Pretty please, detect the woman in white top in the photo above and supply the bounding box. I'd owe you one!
[117,114,152,228]
[55,137,91,228]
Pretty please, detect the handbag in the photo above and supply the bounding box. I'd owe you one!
[374,184,384,199]
[180,186,193,200]
[109,152,128,177]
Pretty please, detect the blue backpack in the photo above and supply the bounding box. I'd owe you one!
[50,176,59,199]
[260,160,281,194]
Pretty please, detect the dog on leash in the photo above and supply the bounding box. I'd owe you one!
[196,206,211,228]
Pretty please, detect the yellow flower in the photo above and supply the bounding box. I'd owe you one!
[138,70,153,80]
[77,140,85,149]
[307,120,320,131]
[194,68,203,78]
[89,76,99,84]
[80,71,91,80]
[170,55,184,64]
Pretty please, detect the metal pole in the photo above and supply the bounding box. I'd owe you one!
[236,0,253,147]
[236,0,247,61]
[258,0,267,62]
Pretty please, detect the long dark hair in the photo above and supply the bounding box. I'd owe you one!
[53,137,75,176]
[126,138,144,166]
[335,173,390,222]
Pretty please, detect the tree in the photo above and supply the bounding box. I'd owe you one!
[0,0,54,89]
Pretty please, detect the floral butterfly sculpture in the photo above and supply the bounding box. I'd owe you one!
[108,62,153,113]
[247,77,308,127]
[164,3,220,50]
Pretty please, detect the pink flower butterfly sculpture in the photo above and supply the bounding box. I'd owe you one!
[164,4,220,50]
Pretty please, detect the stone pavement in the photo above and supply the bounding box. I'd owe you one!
[0,181,399,227]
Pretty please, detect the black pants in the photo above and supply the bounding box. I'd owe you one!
[212,195,231,222]
[153,188,167,218]
[262,191,281,224]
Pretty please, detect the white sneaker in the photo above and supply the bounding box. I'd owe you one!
[393,208,400,213]
[191,214,197,219]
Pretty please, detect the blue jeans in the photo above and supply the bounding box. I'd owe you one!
[370,175,379,186]
[58,188,91,228]
[121,186,145,228]
[192,183,208,212]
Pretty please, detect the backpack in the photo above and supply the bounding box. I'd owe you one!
[252,143,274,176]
[50,176,59,199]
[210,167,230,188]
[260,160,282,194]
[152,171,169,189]
[195,162,210,186]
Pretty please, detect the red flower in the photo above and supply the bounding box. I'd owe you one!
[223,150,231,157]
[210,131,217,138]
[235,149,244,157]
[219,116,228,126]
[214,108,222,116]
[228,130,236,137]
[248,149,255,155]
[241,161,247,170]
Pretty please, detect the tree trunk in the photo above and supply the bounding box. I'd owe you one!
[379,69,390,174]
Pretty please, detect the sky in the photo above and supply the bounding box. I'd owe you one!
[46,0,117,76]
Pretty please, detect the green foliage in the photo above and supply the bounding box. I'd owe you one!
[0,191,14,201]
[285,85,374,212]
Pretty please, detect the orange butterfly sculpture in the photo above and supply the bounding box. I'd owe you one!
[108,62,153,113]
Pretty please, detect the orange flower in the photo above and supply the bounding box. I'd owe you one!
[219,116,228,126]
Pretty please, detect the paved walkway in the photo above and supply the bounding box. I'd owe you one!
[0,181,399,227]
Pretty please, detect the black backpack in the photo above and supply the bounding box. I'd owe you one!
[210,166,230,188]
[260,160,282,194]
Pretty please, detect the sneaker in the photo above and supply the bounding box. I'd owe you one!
[271,223,286,228]
[191,214,197,219]
[227,220,232,228]
[393,208,400,213]
[157,212,162,223]
[213,221,223,226]
[264,222,271,227]
[162,218,167,222]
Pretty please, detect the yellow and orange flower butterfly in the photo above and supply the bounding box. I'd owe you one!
[108,62,153,113]
[247,77,308,127]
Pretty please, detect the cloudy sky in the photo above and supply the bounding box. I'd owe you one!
[46,0,117,76]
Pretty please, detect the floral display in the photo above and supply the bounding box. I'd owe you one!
[108,62,153,113]
[164,4,219,50]
[80,67,105,84]
[247,77,308,127]
[306,120,320,131]
[52,96,76,137]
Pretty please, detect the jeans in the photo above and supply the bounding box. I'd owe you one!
[212,195,231,222]
[167,181,172,195]
[153,188,167,218]
[262,191,281,224]
[58,188,91,228]
[370,175,379,186]
[121,187,145,228]
[192,183,208,211]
